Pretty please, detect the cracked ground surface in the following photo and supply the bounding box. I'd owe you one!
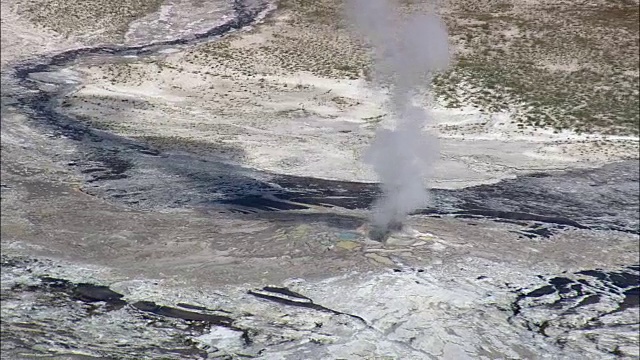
[1,0,639,359]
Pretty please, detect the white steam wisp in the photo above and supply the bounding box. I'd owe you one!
[346,0,450,240]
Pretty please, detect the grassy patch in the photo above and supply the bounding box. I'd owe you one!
[14,0,164,41]
[433,0,639,135]
[275,0,639,135]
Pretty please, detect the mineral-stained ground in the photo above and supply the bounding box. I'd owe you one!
[1,0,638,358]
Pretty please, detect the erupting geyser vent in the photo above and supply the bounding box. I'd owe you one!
[368,220,403,242]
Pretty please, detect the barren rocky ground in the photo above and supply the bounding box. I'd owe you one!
[1,0,638,359]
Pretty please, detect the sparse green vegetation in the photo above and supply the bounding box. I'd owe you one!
[14,0,164,42]
[274,0,639,135]
[277,0,343,25]
[174,0,370,80]
[52,0,640,137]
[433,0,639,135]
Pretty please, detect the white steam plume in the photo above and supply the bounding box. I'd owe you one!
[346,0,450,238]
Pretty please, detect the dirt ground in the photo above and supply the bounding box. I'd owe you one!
[1,0,638,358]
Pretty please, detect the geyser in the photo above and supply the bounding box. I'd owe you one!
[346,0,450,241]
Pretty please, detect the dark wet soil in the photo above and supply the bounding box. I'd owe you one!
[1,256,371,358]
[248,287,367,323]
[510,264,640,337]
[77,154,638,239]
[1,258,229,358]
